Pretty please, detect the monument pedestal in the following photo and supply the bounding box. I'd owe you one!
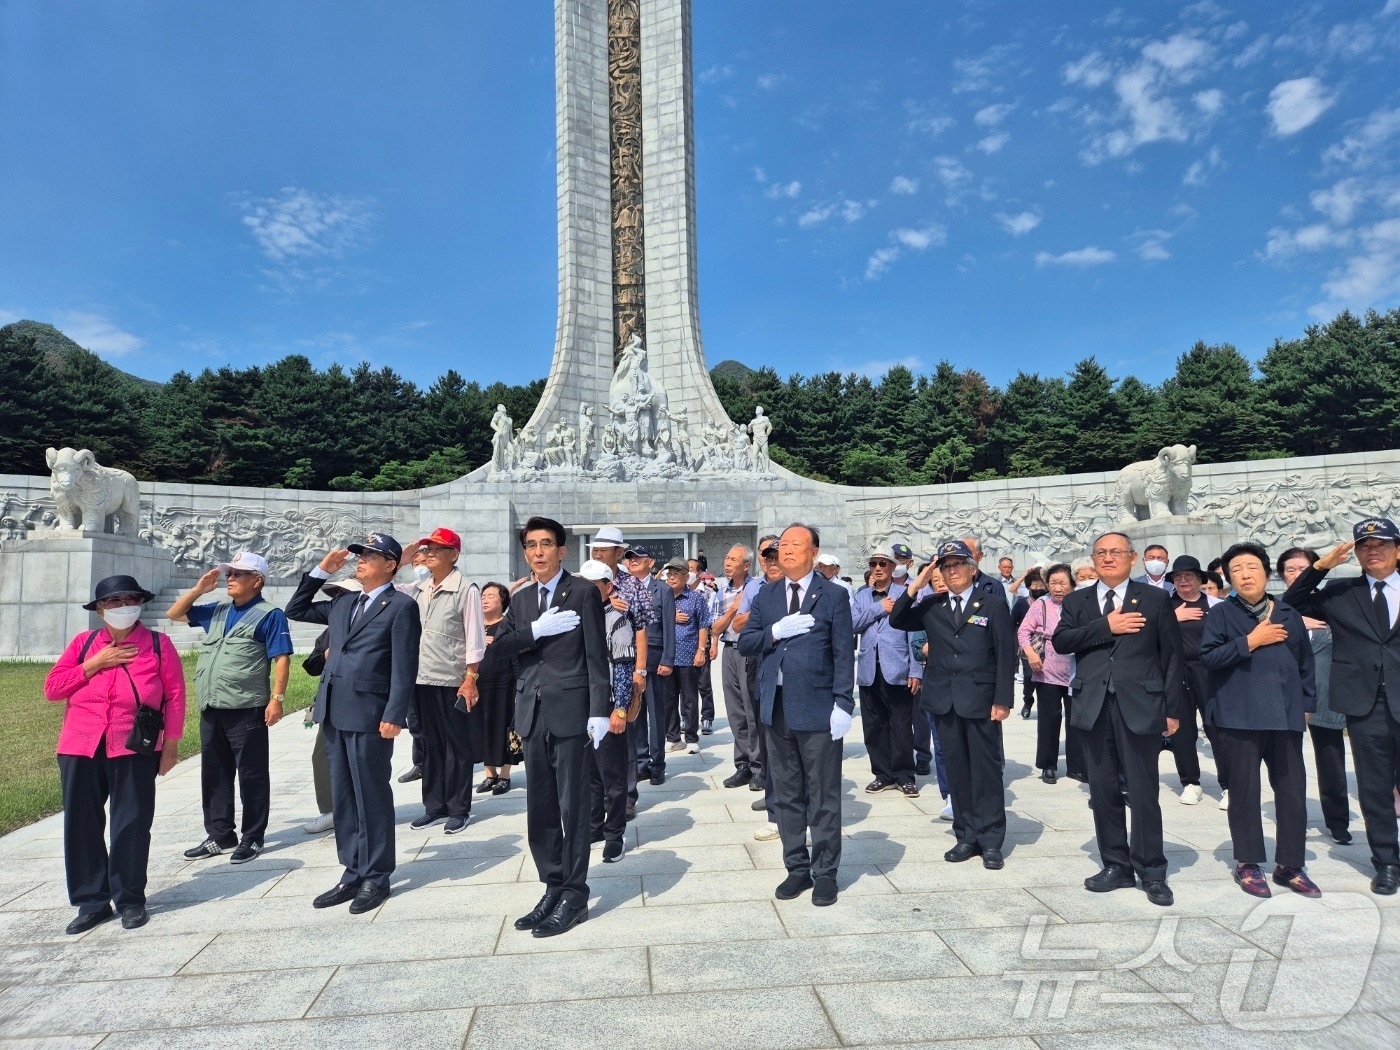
[0,532,172,660]
[1120,515,1240,568]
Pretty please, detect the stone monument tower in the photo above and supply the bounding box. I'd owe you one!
[473,0,749,482]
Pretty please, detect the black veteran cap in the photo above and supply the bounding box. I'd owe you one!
[1354,518,1400,543]
[348,532,404,561]
[934,539,975,564]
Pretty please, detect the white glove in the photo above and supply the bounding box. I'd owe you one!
[532,607,580,640]
[771,613,816,641]
[586,716,610,749]
[830,706,853,740]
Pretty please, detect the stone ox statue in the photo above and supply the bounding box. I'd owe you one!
[1116,444,1197,523]
[46,447,141,534]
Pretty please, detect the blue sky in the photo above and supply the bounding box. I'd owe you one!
[2,1,1398,390]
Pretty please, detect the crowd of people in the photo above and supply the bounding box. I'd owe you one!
[42,512,1400,937]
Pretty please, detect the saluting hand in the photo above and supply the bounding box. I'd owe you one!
[193,567,222,596]
[319,549,351,574]
[1315,541,1354,571]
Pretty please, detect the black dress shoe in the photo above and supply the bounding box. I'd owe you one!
[602,839,625,863]
[649,769,666,786]
[1084,864,1136,893]
[812,876,838,906]
[1066,771,1088,783]
[982,849,1004,870]
[944,843,982,863]
[1331,828,1353,845]
[65,904,113,935]
[723,769,752,788]
[625,800,636,822]
[775,871,814,899]
[183,835,237,860]
[865,777,893,794]
[748,777,763,791]
[1040,769,1057,784]
[1142,879,1174,906]
[313,882,362,909]
[119,905,149,930]
[751,797,767,811]
[914,760,932,776]
[1373,864,1400,896]
[397,764,423,783]
[348,881,390,914]
[532,897,588,938]
[515,891,562,930]
[1021,705,1032,719]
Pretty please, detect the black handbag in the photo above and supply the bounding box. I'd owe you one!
[122,633,167,756]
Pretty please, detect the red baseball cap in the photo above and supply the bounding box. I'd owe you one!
[417,527,461,551]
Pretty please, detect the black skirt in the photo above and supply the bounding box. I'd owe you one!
[471,634,517,766]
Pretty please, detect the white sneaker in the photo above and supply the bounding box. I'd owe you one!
[753,822,780,841]
[666,740,686,753]
[303,812,334,834]
[686,741,700,754]
[1218,790,1229,811]
[1179,784,1204,806]
[939,800,954,821]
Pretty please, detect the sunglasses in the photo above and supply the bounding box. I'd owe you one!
[226,570,260,580]
[868,559,893,568]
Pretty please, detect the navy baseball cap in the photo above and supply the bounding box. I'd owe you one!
[891,543,914,559]
[934,539,975,565]
[348,532,403,562]
[623,545,652,559]
[1354,518,1400,543]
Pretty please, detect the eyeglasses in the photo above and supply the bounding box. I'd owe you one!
[96,596,142,609]
[1092,548,1133,560]
[940,560,972,570]
[868,560,893,568]
[523,539,559,552]
[421,546,456,556]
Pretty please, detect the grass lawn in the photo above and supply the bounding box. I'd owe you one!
[0,656,319,835]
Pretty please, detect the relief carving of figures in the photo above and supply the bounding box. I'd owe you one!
[0,489,58,548]
[608,0,645,368]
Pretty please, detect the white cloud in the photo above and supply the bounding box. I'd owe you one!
[764,180,802,200]
[1233,34,1271,67]
[952,44,1018,94]
[1194,89,1225,116]
[892,225,947,250]
[55,311,144,357]
[889,175,920,195]
[1316,218,1400,313]
[1266,78,1336,137]
[699,64,733,85]
[1311,178,1368,225]
[974,103,1015,127]
[752,167,767,184]
[905,99,955,138]
[756,73,786,90]
[1323,107,1400,170]
[841,200,865,223]
[1183,146,1224,186]
[798,204,836,229]
[1326,20,1376,60]
[1141,33,1213,75]
[996,211,1042,236]
[975,132,1010,154]
[236,186,372,264]
[1064,51,1113,88]
[1385,0,1400,15]
[933,155,973,202]
[1035,246,1116,267]
[1263,223,1352,260]
[865,246,902,280]
[1133,229,1174,261]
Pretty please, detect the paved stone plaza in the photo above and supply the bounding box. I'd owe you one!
[2,676,1398,1049]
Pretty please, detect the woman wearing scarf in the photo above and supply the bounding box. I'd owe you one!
[1200,543,1318,898]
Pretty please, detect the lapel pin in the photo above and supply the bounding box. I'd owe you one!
[1130,598,1138,606]
[973,601,981,610]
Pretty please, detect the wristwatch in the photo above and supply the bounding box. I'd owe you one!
[465,668,480,680]
[636,668,648,677]
[271,694,285,703]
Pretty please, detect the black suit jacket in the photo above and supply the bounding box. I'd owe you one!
[1282,565,1400,718]
[287,574,421,732]
[490,570,612,738]
[890,587,1014,717]
[1051,581,1184,735]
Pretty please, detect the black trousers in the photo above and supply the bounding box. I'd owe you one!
[414,684,474,819]
[698,652,715,721]
[674,665,702,742]
[199,706,270,844]
[1169,661,1223,789]
[590,728,628,843]
[1034,683,1068,772]
[405,696,426,768]
[525,726,592,906]
[1214,727,1307,868]
[634,648,674,772]
[59,743,158,913]
[934,709,1006,851]
[323,721,396,887]
[1020,656,1035,706]
[764,689,843,880]
[860,672,916,785]
[1308,723,1350,835]
[1082,693,1167,880]
[1347,691,1400,869]
[913,703,932,766]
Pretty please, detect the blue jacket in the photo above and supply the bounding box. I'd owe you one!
[1199,596,1316,732]
[646,575,676,667]
[851,581,923,688]
[738,572,855,732]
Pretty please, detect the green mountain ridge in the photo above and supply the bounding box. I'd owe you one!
[6,320,162,390]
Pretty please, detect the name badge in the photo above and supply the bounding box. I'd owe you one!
[968,615,989,627]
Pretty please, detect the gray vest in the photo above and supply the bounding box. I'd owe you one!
[193,601,273,711]
[416,571,478,686]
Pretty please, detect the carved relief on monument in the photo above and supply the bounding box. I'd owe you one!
[609,0,645,368]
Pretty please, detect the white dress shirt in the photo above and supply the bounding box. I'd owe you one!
[1368,571,1400,629]
[776,570,816,686]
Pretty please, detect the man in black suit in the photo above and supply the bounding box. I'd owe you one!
[287,533,421,914]
[892,540,1014,868]
[1052,531,1184,906]
[491,516,613,936]
[1282,518,1400,895]
[739,523,854,907]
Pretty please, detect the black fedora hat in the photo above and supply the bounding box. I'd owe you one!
[1165,555,1205,584]
[83,575,156,611]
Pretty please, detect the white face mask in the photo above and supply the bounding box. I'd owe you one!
[1076,579,1096,590]
[102,605,142,630]
[412,565,432,583]
[688,572,697,586]
[893,564,909,578]
[1144,559,1168,577]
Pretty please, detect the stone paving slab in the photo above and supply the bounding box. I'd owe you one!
[1,673,1397,1047]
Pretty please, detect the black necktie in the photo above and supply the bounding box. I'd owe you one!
[1103,590,1116,617]
[1375,581,1391,633]
[539,586,550,615]
[872,591,888,600]
[351,594,368,624]
[789,582,801,615]
[951,594,963,624]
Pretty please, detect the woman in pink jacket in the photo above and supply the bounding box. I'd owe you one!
[44,575,186,934]
[1016,563,1084,785]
